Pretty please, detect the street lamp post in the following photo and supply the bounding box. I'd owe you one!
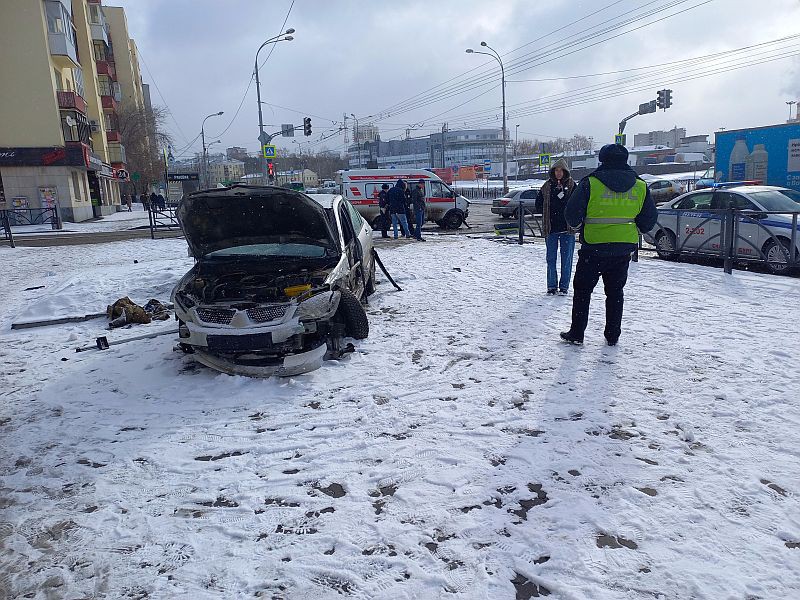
[787,100,797,120]
[515,124,520,181]
[255,29,294,183]
[466,42,508,193]
[201,111,224,188]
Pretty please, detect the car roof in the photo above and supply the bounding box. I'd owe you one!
[305,193,341,209]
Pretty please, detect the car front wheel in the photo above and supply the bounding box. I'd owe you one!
[440,209,464,230]
[655,230,677,260]
[336,289,369,339]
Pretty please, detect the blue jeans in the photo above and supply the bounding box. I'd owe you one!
[392,213,410,238]
[414,207,425,238]
[545,232,576,291]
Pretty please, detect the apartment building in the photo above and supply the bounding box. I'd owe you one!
[0,0,144,222]
[206,159,245,188]
[276,169,319,188]
[633,127,687,149]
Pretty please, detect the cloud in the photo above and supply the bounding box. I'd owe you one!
[107,0,800,155]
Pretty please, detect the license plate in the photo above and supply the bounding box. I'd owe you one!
[207,332,274,353]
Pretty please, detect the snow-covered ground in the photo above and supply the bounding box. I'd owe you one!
[1,236,800,599]
[11,204,151,236]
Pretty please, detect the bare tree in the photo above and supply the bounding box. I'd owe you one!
[116,104,172,195]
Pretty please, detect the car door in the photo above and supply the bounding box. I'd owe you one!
[722,191,762,259]
[520,189,537,215]
[344,198,374,273]
[648,181,664,204]
[673,192,715,251]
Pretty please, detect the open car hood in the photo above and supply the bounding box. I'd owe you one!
[178,185,337,259]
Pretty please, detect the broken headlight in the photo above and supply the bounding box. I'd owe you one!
[296,291,341,321]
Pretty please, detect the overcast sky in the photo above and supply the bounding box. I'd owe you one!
[108,0,800,158]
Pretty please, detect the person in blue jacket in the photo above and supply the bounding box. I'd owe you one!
[387,179,411,239]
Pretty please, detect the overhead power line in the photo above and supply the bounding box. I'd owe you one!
[433,34,800,125]
[136,48,192,146]
[211,0,295,140]
[455,49,800,130]
[360,0,707,124]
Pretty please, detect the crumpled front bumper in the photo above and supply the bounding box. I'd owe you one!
[174,292,341,377]
[192,342,327,378]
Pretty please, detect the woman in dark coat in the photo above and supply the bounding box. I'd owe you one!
[535,158,576,295]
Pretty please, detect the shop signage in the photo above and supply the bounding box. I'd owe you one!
[167,173,200,181]
[0,146,87,168]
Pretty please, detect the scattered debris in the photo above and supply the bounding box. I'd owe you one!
[107,297,170,328]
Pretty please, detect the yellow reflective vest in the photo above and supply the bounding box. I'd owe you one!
[584,177,646,244]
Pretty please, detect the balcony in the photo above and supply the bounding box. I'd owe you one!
[95,60,116,79]
[45,1,79,68]
[91,22,109,44]
[107,143,126,166]
[56,90,87,114]
[106,130,121,143]
[101,95,118,112]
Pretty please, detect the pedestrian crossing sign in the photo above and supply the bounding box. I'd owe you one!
[262,144,276,159]
[540,153,551,168]
[615,134,626,146]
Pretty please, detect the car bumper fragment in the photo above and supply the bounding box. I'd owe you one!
[192,342,327,378]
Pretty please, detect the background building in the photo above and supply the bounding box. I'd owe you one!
[206,158,245,187]
[226,146,248,161]
[633,127,687,149]
[0,0,145,222]
[348,127,511,170]
[276,168,319,187]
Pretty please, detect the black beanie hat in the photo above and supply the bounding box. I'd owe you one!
[598,144,629,167]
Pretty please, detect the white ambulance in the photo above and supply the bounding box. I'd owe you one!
[338,169,470,229]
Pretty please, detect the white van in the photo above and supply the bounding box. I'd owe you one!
[338,169,470,229]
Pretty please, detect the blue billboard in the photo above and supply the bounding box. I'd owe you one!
[715,123,800,192]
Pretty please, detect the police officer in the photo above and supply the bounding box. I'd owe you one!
[560,144,657,346]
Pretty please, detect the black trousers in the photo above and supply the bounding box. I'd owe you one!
[569,249,631,342]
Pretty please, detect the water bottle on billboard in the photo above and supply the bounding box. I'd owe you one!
[729,137,749,181]
[745,144,768,182]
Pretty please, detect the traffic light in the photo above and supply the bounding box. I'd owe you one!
[267,160,275,181]
[303,117,312,136]
[656,89,673,110]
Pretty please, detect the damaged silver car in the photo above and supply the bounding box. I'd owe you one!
[172,185,375,377]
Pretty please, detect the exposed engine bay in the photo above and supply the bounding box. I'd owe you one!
[175,261,332,307]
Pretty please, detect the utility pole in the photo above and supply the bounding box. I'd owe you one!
[515,124,520,181]
[441,122,448,168]
[350,113,360,168]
